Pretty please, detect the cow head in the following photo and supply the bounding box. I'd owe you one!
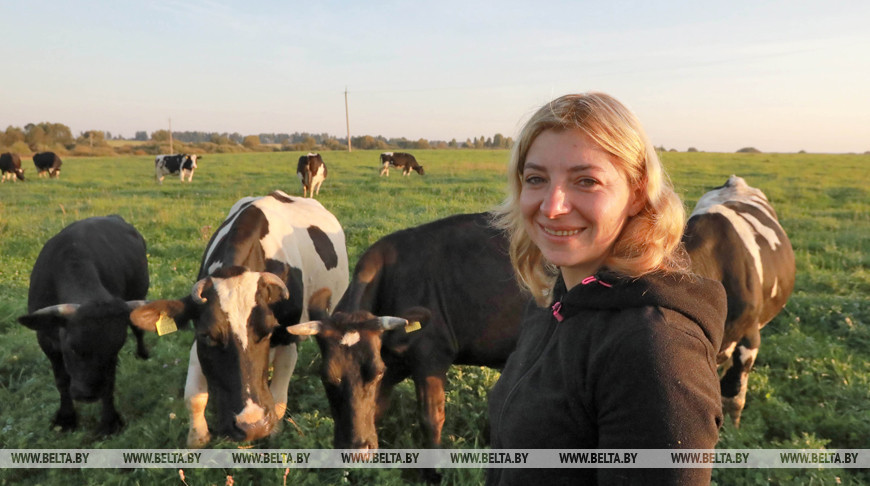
[130,266,289,442]
[287,288,429,449]
[414,165,425,175]
[19,299,147,401]
[186,154,199,170]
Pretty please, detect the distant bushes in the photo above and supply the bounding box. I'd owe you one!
[736,147,762,153]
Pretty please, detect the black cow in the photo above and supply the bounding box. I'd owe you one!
[287,213,525,456]
[130,190,349,447]
[18,215,151,435]
[1,152,25,181]
[683,175,795,426]
[33,152,62,178]
[379,152,424,176]
[297,153,328,198]
[155,154,200,184]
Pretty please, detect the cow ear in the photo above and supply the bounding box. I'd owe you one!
[259,272,289,305]
[400,306,432,328]
[129,299,190,333]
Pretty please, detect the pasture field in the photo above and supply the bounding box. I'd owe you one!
[0,150,867,485]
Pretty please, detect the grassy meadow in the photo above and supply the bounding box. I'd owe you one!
[0,149,867,485]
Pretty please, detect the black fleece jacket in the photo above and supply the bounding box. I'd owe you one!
[487,269,727,486]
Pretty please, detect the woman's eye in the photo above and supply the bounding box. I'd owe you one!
[523,175,544,185]
[577,178,598,188]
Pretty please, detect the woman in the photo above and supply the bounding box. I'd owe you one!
[488,93,726,485]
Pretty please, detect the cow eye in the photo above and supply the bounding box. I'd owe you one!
[198,334,219,347]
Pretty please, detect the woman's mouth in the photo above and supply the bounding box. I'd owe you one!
[542,226,581,237]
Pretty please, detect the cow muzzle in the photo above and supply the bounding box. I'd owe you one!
[233,399,277,442]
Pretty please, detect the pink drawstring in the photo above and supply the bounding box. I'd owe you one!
[551,301,564,322]
[581,275,612,287]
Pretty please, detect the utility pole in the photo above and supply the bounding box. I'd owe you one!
[169,117,173,153]
[345,87,352,152]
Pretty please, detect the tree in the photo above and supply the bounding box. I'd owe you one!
[243,135,261,149]
[151,130,170,142]
[493,133,505,149]
[134,131,148,141]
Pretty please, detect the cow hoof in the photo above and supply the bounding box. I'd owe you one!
[51,411,78,432]
[418,467,442,484]
[136,346,150,360]
[187,430,212,448]
[97,415,125,436]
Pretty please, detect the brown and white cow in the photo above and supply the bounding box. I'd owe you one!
[287,213,525,457]
[379,152,424,176]
[18,215,151,435]
[155,154,200,183]
[130,190,349,447]
[33,152,62,178]
[683,175,795,426]
[297,153,327,197]
[1,152,25,181]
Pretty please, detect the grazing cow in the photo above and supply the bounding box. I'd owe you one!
[17,215,151,435]
[0,152,25,181]
[286,213,525,458]
[33,152,62,178]
[129,190,349,447]
[155,154,200,183]
[297,153,328,198]
[379,152,424,176]
[683,175,795,426]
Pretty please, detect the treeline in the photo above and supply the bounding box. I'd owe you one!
[1,122,514,157]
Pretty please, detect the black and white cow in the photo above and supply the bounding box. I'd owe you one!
[1,152,25,181]
[297,153,328,198]
[130,190,349,447]
[155,154,200,184]
[18,215,151,435]
[286,213,525,457]
[33,151,62,178]
[379,152,424,176]
[683,175,795,426]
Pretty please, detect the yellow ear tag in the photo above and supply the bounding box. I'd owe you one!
[156,313,178,336]
[404,321,421,333]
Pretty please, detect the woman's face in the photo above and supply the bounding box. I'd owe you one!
[520,128,642,289]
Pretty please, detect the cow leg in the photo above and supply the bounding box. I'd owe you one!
[36,333,77,430]
[96,375,124,436]
[130,324,150,359]
[375,367,410,422]
[414,373,447,447]
[414,372,447,484]
[380,163,389,176]
[269,343,298,420]
[720,333,760,427]
[185,343,212,447]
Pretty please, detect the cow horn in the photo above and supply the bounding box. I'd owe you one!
[286,321,322,336]
[32,303,80,317]
[378,316,408,331]
[126,300,148,310]
[260,272,290,300]
[191,278,210,304]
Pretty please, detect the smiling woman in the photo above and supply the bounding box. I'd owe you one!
[488,93,728,486]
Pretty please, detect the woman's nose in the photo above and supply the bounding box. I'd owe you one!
[541,185,570,218]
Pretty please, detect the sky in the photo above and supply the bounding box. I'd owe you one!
[2,0,868,153]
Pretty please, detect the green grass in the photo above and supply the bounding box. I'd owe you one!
[0,150,867,485]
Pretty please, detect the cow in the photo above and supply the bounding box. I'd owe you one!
[17,215,151,435]
[33,152,62,178]
[286,212,525,462]
[155,154,200,183]
[683,175,795,427]
[379,152,424,176]
[129,190,349,447]
[297,153,328,198]
[1,152,25,181]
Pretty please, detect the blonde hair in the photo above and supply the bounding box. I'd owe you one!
[491,92,688,305]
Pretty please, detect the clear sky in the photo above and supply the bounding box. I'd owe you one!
[2,0,868,153]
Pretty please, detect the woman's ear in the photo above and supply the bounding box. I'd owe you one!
[628,181,646,217]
